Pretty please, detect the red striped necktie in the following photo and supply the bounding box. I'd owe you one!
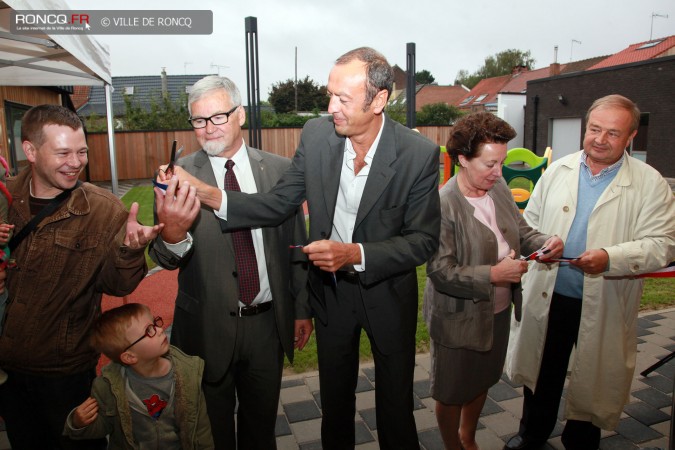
[224,160,260,305]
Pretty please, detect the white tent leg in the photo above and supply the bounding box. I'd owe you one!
[104,84,118,196]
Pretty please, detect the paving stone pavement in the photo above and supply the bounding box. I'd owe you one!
[272,308,675,450]
[0,179,671,448]
[0,309,672,449]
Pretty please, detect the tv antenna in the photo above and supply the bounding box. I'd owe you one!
[650,12,669,40]
[210,63,230,76]
[570,39,581,61]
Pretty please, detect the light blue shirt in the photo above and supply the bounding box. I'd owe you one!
[554,153,623,298]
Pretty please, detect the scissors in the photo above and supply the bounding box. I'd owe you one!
[153,140,184,191]
[519,247,551,261]
[165,140,184,176]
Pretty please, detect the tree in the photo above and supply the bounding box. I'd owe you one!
[455,49,536,89]
[121,90,191,131]
[385,101,406,125]
[82,111,107,132]
[268,76,329,113]
[416,103,464,126]
[257,110,318,128]
[415,70,435,85]
[454,69,481,89]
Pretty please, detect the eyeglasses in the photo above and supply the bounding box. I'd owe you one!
[188,105,239,129]
[124,316,163,352]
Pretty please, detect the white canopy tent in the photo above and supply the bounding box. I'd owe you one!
[0,0,120,193]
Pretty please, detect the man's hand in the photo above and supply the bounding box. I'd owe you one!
[571,248,609,274]
[537,235,564,261]
[73,397,98,429]
[155,176,201,244]
[303,240,361,273]
[158,166,222,211]
[0,223,14,245]
[294,319,314,350]
[124,203,164,249]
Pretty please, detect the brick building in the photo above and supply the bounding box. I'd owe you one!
[524,55,675,177]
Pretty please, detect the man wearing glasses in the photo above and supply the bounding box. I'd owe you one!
[160,48,441,450]
[150,75,312,450]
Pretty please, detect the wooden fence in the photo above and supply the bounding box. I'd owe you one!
[85,125,451,182]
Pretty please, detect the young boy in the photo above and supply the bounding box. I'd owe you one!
[64,303,214,449]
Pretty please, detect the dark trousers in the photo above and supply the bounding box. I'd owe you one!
[202,305,283,450]
[316,277,419,450]
[520,292,600,450]
[0,368,106,450]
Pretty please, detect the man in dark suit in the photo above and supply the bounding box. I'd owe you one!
[149,75,313,450]
[165,48,440,449]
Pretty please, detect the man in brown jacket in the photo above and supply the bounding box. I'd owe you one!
[0,104,161,450]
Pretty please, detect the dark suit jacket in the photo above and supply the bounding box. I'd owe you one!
[149,147,310,383]
[225,116,440,355]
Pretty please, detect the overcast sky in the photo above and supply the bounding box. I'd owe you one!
[66,0,674,103]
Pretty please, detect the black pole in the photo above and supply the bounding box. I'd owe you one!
[406,43,416,129]
[640,350,675,377]
[245,17,262,149]
[532,95,539,153]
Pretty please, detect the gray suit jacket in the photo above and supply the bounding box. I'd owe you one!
[149,147,310,382]
[225,116,440,355]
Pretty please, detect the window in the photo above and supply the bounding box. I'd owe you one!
[637,40,663,50]
[3,101,31,174]
[630,113,649,162]
[473,94,488,103]
[124,86,134,95]
[459,96,474,106]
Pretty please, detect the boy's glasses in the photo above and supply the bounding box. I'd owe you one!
[124,316,163,352]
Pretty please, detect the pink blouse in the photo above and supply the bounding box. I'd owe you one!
[464,194,512,313]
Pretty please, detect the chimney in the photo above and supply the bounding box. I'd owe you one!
[511,65,528,75]
[161,67,168,99]
[549,63,561,76]
[549,45,561,76]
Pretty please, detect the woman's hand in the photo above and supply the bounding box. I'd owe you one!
[490,250,529,284]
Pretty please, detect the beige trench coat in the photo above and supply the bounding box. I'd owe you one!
[505,151,675,430]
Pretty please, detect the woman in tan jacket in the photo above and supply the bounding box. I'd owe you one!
[423,112,562,450]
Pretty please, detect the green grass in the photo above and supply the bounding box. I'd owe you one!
[120,186,156,270]
[119,186,674,373]
[290,265,431,374]
[640,278,675,311]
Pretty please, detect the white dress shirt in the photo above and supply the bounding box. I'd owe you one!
[331,116,385,271]
[167,140,271,306]
[217,117,385,272]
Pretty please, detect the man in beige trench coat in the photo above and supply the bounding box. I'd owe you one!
[504,94,675,450]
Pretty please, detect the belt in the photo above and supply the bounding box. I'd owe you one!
[235,301,272,317]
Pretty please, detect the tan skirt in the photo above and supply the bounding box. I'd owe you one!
[429,307,510,405]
